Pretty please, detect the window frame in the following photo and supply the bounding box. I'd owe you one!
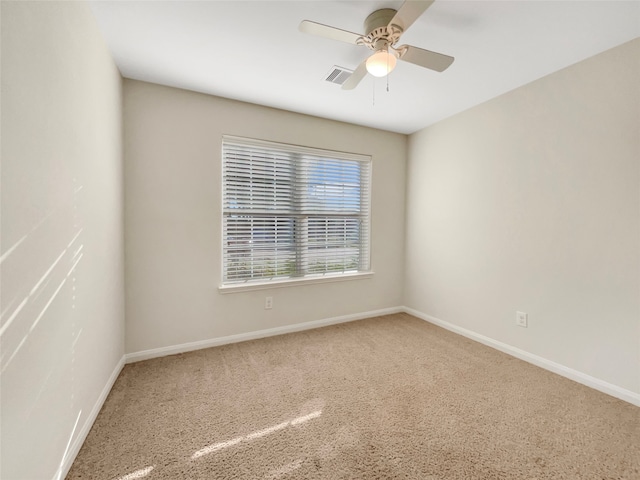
[219,136,373,292]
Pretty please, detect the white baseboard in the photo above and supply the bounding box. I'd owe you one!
[125,306,404,364]
[403,306,640,407]
[54,355,126,480]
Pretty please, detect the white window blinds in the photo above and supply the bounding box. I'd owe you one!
[222,136,371,284]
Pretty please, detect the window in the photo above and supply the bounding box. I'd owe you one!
[222,136,371,286]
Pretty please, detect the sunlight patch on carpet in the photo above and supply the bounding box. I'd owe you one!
[117,465,154,480]
[246,421,289,440]
[191,410,323,459]
[290,410,322,425]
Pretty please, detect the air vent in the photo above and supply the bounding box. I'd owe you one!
[324,66,353,85]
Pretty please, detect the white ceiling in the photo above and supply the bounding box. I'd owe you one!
[88,1,640,134]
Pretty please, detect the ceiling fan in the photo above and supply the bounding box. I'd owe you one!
[299,0,454,90]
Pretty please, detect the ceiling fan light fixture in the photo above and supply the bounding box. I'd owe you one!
[365,48,397,77]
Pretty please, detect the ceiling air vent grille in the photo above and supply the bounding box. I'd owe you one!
[324,66,353,85]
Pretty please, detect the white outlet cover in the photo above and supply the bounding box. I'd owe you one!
[516,311,528,327]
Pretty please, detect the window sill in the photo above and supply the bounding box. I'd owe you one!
[218,271,374,294]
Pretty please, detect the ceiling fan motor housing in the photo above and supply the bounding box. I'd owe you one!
[357,9,403,51]
[364,9,396,33]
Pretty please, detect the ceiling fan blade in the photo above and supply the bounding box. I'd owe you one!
[299,20,361,45]
[389,0,435,31]
[398,45,454,72]
[341,60,368,90]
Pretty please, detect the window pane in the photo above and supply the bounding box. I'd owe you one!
[224,149,295,212]
[299,158,363,213]
[305,217,360,274]
[222,137,371,284]
[223,216,296,281]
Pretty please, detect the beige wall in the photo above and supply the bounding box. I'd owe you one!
[123,79,406,354]
[405,39,640,395]
[1,2,124,478]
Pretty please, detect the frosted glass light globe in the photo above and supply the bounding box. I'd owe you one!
[366,50,397,77]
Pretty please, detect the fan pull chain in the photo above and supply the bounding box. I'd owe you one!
[386,49,390,92]
[372,77,375,106]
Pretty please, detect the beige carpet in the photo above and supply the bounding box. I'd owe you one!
[67,313,639,479]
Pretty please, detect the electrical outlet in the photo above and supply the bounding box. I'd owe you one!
[265,296,273,310]
[516,311,528,328]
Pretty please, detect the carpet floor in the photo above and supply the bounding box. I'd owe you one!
[67,313,639,479]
